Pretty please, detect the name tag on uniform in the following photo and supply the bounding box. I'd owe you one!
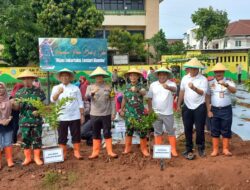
[219,92,224,98]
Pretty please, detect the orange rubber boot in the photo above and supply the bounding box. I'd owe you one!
[4,146,14,167]
[222,138,232,156]
[59,144,67,160]
[154,135,163,145]
[122,136,132,154]
[211,138,219,157]
[89,139,101,159]
[34,149,43,165]
[168,136,178,157]
[140,138,150,157]
[22,149,32,166]
[73,143,83,160]
[105,138,118,158]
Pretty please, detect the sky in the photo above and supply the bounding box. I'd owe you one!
[160,0,250,39]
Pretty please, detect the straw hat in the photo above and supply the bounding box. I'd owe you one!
[56,68,75,81]
[211,63,228,72]
[124,68,142,77]
[89,66,109,79]
[17,70,38,79]
[183,58,204,69]
[154,67,171,75]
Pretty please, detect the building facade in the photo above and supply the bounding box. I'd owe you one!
[92,0,163,39]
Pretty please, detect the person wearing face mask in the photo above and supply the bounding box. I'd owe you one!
[0,82,15,169]
[206,63,236,157]
[51,68,84,160]
[147,67,178,157]
[86,67,117,159]
[120,68,149,157]
[177,58,208,160]
[13,70,46,166]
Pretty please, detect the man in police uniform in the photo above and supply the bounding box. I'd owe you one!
[177,58,208,159]
[206,63,236,156]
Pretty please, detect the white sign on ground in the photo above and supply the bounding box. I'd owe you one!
[43,147,64,164]
[153,145,171,159]
[42,124,58,148]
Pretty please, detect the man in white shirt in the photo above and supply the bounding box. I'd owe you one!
[148,67,178,157]
[177,58,208,159]
[51,68,84,160]
[206,63,236,157]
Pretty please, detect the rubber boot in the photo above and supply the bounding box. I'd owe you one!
[222,138,232,156]
[211,138,219,157]
[22,149,32,166]
[168,136,178,157]
[34,149,43,165]
[122,136,132,154]
[4,146,14,167]
[89,139,101,159]
[73,143,83,160]
[59,144,67,160]
[105,138,118,158]
[140,138,150,157]
[154,135,163,145]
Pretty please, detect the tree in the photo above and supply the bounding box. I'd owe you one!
[168,41,186,55]
[191,6,229,49]
[0,0,41,66]
[108,29,146,60]
[148,29,168,62]
[36,0,104,38]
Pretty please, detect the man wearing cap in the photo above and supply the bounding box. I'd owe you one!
[177,58,208,159]
[14,70,46,165]
[86,67,117,159]
[120,68,149,157]
[147,67,178,157]
[206,63,236,156]
[51,68,84,160]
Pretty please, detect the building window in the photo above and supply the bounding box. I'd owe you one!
[93,0,145,10]
[224,40,228,48]
[228,56,231,62]
[95,30,104,38]
[220,57,223,62]
[92,0,103,9]
[244,56,246,62]
[125,0,144,10]
[235,40,241,47]
[236,56,238,62]
[232,56,234,62]
[224,57,226,62]
[240,56,242,62]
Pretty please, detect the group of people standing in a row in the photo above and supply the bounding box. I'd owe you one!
[0,57,236,169]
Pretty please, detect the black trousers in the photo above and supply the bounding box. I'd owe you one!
[182,103,207,152]
[238,74,241,84]
[58,119,81,145]
[12,110,20,143]
[90,115,112,139]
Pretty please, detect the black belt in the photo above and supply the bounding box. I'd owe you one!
[211,105,231,109]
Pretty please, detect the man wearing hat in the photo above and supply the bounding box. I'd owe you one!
[86,66,117,159]
[177,58,208,159]
[147,67,178,157]
[51,68,84,160]
[206,63,236,156]
[120,68,149,157]
[14,70,46,165]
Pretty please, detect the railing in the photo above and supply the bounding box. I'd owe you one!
[103,10,146,16]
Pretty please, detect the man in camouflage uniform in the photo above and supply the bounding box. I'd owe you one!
[120,68,149,157]
[14,70,46,166]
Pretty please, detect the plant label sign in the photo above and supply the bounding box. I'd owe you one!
[153,145,171,159]
[42,124,58,148]
[43,147,64,164]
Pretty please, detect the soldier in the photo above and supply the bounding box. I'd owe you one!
[206,63,236,156]
[147,67,178,157]
[14,70,46,166]
[120,68,149,157]
[177,58,208,160]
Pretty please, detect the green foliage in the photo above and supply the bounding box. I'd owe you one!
[0,0,41,66]
[18,97,74,130]
[148,29,168,62]
[168,41,186,55]
[128,112,158,134]
[36,0,104,37]
[244,80,250,92]
[191,6,229,49]
[108,29,146,60]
